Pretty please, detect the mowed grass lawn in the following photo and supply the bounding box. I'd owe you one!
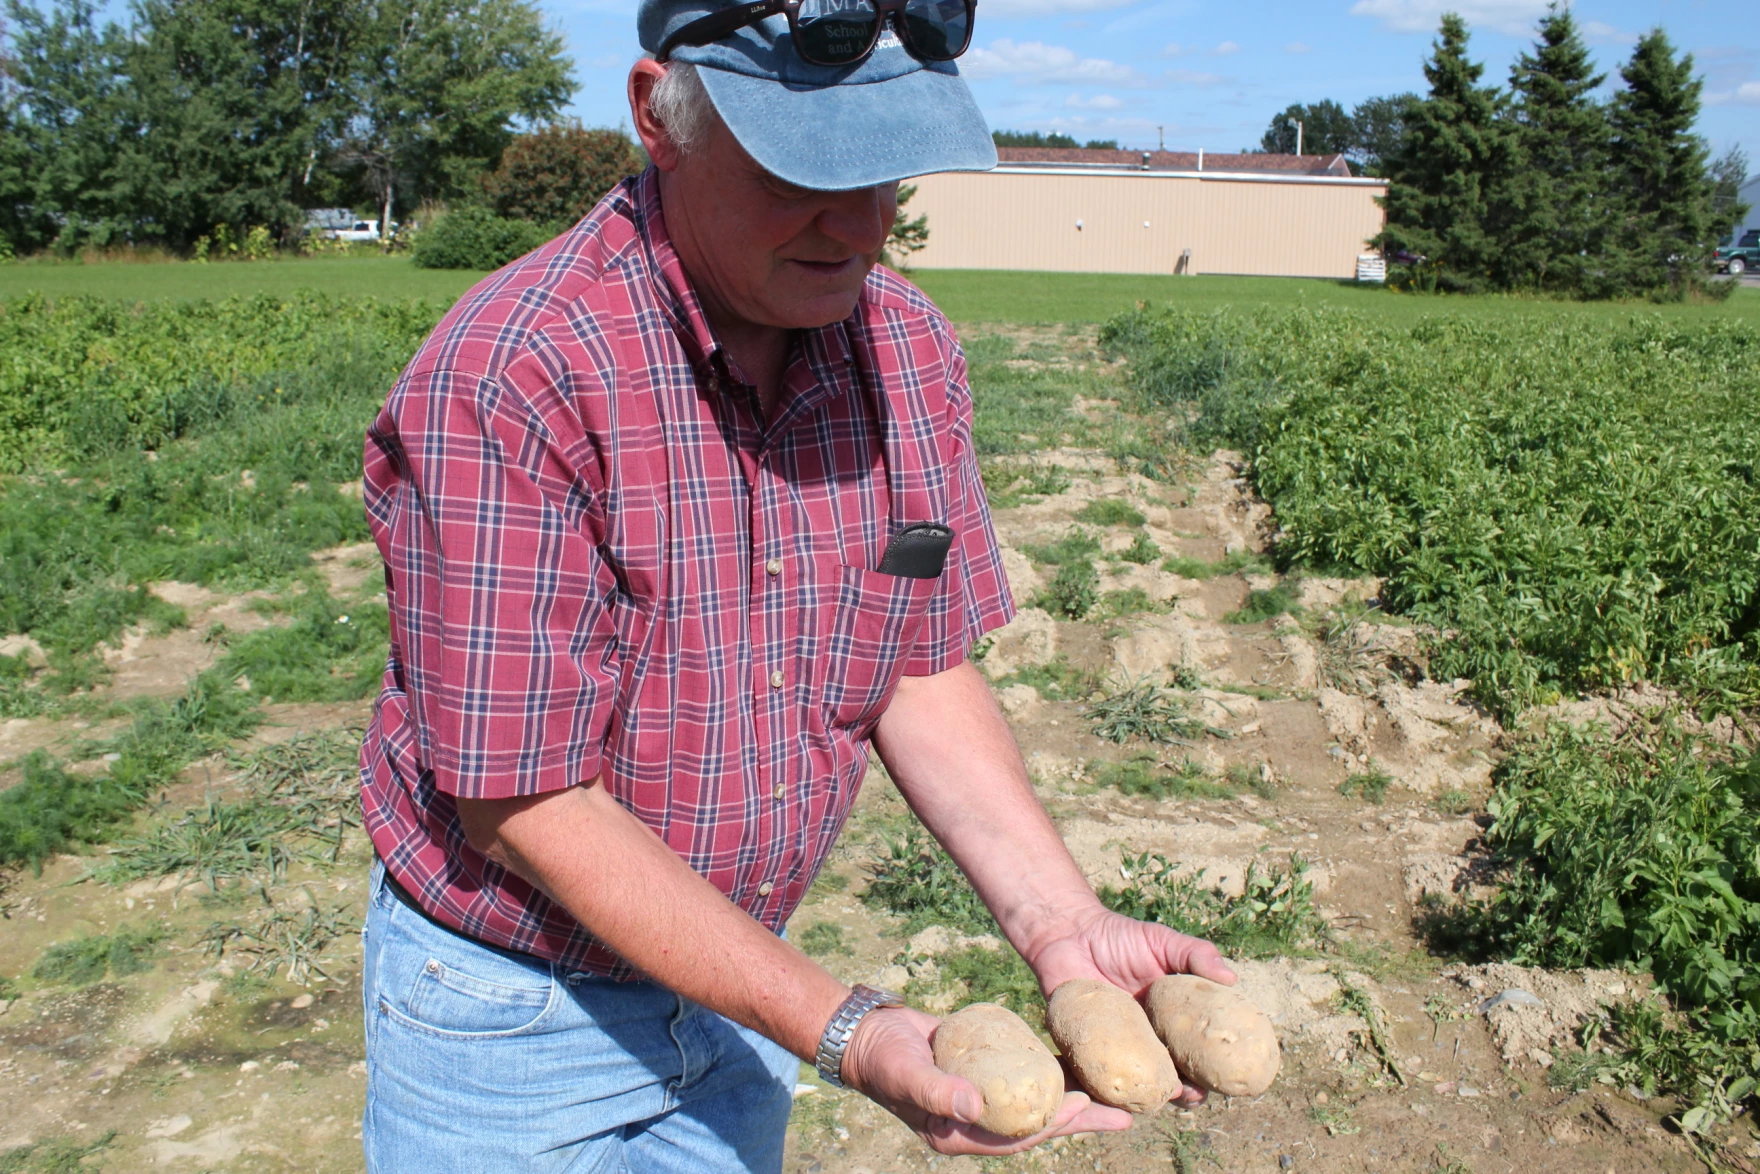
[2,254,1755,325]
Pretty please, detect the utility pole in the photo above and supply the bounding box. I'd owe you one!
[1158,125,1165,150]
[1295,120,1303,157]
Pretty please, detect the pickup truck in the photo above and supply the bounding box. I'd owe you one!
[1715,229,1760,276]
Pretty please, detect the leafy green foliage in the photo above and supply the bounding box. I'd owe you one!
[916,944,1045,1028]
[0,673,259,870]
[1076,498,1145,527]
[1031,560,1099,620]
[32,924,165,984]
[217,590,389,702]
[797,922,851,958]
[411,205,554,270]
[991,656,1099,702]
[1099,852,1328,958]
[1090,754,1234,801]
[1120,531,1160,564]
[1225,582,1301,624]
[1338,762,1395,804]
[1259,99,1356,156]
[480,123,641,227]
[1161,550,1272,580]
[1021,531,1099,566]
[861,824,995,936]
[1103,305,1760,716]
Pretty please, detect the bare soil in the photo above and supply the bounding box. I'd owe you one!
[0,458,1727,1173]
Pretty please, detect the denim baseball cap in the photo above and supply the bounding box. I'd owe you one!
[637,1,997,191]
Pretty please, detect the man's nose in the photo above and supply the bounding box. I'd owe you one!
[815,186,892,255]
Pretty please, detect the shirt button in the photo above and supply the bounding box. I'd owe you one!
[769,669,784,689]
[765,558,783,576]
[757,881,774,897]
[773,783,785,800]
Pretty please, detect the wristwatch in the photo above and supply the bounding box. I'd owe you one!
[814,984,905,1088]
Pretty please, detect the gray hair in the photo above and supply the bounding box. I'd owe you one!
[649,61,718,155]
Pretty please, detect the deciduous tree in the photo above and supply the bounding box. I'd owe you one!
[480,121,641,227]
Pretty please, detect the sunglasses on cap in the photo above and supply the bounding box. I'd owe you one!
[658,0,977,69]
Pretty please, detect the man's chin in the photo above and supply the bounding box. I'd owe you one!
[761,283,869,330]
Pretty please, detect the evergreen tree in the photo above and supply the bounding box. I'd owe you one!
[1374,14,1513,291]
[1497,3,1610,293]
[1258,100,1353,156]
[1606,30,1733,295]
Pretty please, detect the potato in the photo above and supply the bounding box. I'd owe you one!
[1145,975,1280,1097]
[1045,979,1181,1112]
[932,1003,1065,1138]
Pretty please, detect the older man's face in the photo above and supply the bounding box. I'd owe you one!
[661,115,899,333]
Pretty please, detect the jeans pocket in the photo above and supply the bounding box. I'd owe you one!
[380,927,560,1039]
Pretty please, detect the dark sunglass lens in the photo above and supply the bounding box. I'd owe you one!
[795,0,881,64]
[901,0,970,60]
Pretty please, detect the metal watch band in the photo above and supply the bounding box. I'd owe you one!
[814,984,905,1089]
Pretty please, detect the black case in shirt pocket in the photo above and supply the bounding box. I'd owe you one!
[875,522,955,579]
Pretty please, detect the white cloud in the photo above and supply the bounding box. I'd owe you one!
[1162,41,1187,56]
[963,38,1146,85]
[1348,0,1550,36]
[1066,93,1125,108]
[1213,40,1241,55]
[1169,68,1226,86]
[1707,81,1760,107]
[980,0,1140,15]
[1284,41,1311,54]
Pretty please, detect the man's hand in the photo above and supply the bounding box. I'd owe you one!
[1023,906,1239,1106]
[839,1005,1131,1156]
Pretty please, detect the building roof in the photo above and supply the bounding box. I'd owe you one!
[995,147,1354,177]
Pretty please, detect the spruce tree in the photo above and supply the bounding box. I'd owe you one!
[1497,3,1611,293]
[1606,30,1730,296]
[1374,14,1513,291]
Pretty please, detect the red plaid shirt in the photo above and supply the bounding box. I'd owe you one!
[358,169,1013,977]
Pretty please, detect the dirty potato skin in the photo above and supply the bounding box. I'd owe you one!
[1046,979,1182,1112]
[1145,975,1280,1097]
[931,1003,1066,1138]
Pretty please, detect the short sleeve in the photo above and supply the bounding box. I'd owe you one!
[902,332,1016,676]
[382,364,622,799]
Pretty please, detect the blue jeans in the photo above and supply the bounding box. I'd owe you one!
[360,862,798,1172]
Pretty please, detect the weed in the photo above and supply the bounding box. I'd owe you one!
[1310,611,1389,695]
[1077,498,1145,527]
[992,657,1099,701]
[1021,531,1099,567]
[1225,582,1301,625]
[983,461,1074,509]
[1093,587,1164,621]
[913,944,1044,1028]
[231,727,363,856]
[1084,677,1230,746]
[1120,531,1161,565]
[199,887,359,983]
[1099,852,1328,958]
[1338,762,1394,804]
[1333,969,1406,1085]
[0,752,150,873]
[806,869,849,902]
[1433,788,1475,815]
[861,824,994,936]
[217,589,388,703]
[1308,1101,1359,1136]
[1161,550,1273,580]
[798,922,852,958]
[0,1131,115,1174]
[1031,560,1099,620]
[1089,755,1234,801]
[101,797,303,889]
[32,924,165,985]
[1423,993,1469,1040]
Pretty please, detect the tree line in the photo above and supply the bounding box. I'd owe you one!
[1258,5,1748,297]
[0,0,578,255]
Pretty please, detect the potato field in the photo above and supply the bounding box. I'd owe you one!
[0,286,1755,1174]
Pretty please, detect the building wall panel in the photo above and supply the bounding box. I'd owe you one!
[902,169,1386,279]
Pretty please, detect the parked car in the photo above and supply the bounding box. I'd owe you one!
[333,218,392,243]
[1714,229,1760,276]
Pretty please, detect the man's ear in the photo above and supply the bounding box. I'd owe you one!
[628,59,685,173]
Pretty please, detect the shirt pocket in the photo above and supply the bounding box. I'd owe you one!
[819,562,938,735]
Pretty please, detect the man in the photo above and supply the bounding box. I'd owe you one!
[357,2,1237,1169]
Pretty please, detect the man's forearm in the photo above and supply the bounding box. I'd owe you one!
[871,660,1103,959]
[455,783,848,1062]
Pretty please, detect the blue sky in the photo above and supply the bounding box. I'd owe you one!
[552,1,1756,170]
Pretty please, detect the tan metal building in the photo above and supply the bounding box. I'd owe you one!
[904,148,1388,279]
